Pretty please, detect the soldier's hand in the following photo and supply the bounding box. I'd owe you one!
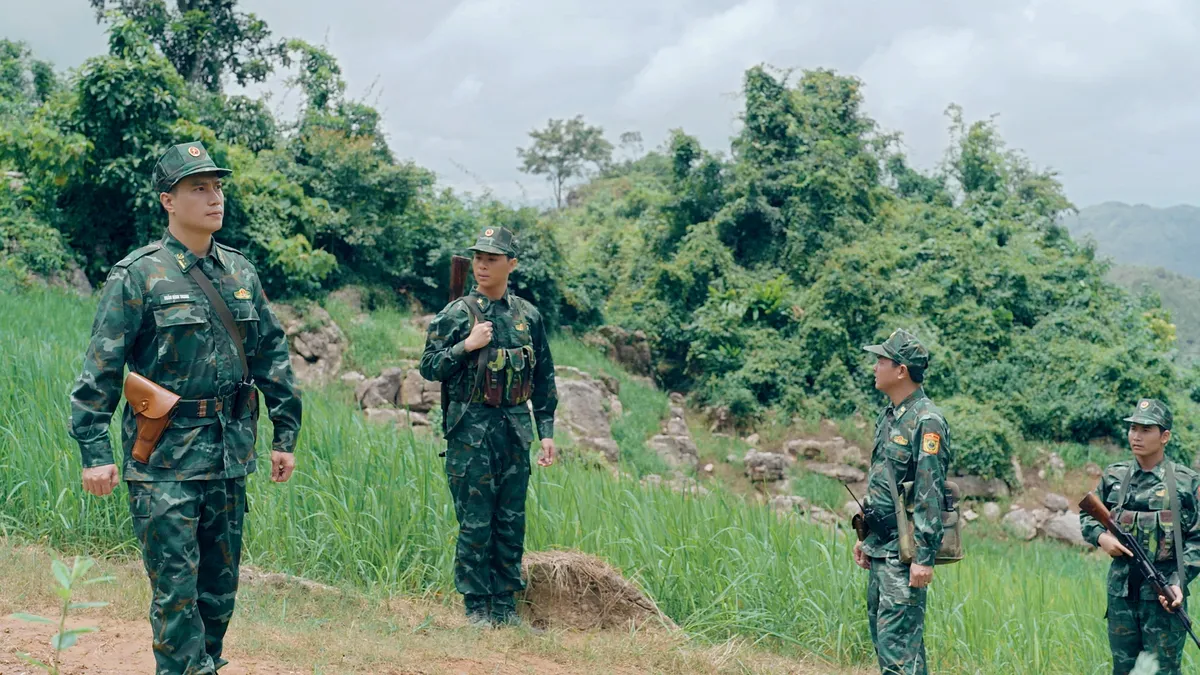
[1098,532,1133,558]
[82,464,119,497]
[537,438,556,467]
[271,451,296,483]
[853,541,870,570]
[909,563,934,588]
[464,321,494,352]
[1160,585,1184,612]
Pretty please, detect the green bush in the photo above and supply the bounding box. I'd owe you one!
[941,396,1018,483]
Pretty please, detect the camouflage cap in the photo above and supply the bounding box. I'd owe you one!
[152,141,231,193]
[467,226,516,257]
[1123,398,1172,430]
[862,328,930,369]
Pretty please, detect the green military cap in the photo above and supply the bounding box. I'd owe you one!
[1123,398,1172,430]
[152,141,231,193]
[467,226,517,257]
[862,328,930,369]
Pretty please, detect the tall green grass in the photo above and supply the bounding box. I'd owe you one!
[0,288,1181,674]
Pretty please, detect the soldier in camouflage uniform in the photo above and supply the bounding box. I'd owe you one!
[1079,398,1200,675]
[68,141,302,675]
[854,329,950,675]
[419,226,558,628]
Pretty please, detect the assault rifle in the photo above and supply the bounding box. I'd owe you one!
[1079,492,1200,651]
[439,255,471,433]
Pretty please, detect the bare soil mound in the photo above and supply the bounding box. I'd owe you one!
[518,550,675,631]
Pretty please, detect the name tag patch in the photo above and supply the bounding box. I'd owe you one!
[161,293,191,304]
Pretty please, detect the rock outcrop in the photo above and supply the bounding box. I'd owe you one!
[581,326,653,376]
[275,304,347,385]
[554,367,622,462]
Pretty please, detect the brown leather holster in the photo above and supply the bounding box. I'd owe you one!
[123,372,181,463]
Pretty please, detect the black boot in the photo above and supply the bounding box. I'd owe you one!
[464,593,492,628]
[490,592,520,626]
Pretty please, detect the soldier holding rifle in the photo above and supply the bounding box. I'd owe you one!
[1079,398,1200,675]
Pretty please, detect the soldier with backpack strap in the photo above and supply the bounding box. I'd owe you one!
[67,141,302,675]
[420,226,558,629]
[854,329,957,675]
[1079,398,1200,675]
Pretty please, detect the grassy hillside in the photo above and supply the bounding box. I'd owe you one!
[0,286,1179,674]
[1108,264,1200,362]
[1063,202,1200,278]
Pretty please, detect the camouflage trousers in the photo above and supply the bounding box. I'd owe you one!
[443,417,531,599]
[867,555,928,675]
[128,478,247,675]
[1107,593,1189,675]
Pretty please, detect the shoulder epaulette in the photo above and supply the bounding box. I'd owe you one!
[113,242,163,269]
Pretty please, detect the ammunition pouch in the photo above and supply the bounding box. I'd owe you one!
[1116,508,1178,563]
[472,345,535,407]
[124,373,181,464]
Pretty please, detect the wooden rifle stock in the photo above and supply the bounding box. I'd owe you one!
[440,255,472,434]
[449,255,470,303]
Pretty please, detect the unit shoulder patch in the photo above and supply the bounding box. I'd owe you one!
[922,432,940,455]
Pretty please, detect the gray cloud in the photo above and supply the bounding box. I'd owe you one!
[6,0,1199,207]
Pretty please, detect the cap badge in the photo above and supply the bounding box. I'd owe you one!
[234,288,251,300]
[484,228,494,236]
[188,146,202,157]
[1140,400,1151,410]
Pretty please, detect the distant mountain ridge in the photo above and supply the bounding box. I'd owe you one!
[1063,201,1200,362]
[1063,201,1200,278]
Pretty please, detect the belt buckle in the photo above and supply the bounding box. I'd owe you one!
[215,398,224,413]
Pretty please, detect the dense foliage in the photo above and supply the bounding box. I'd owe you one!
[0,20,558,315]
[2,10,1194,480]
[548,68,1195,479]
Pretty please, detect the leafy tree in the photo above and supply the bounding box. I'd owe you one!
[88,0,286,92]
[517,115,613,209]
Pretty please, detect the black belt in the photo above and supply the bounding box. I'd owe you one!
[176,387,257,418]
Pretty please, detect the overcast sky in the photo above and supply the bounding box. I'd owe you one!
[7,0,1199,208]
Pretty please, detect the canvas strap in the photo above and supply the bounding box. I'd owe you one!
[188,265,249,381]
[1168,461,1186,590]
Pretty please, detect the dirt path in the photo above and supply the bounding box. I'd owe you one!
[0,544,866,675]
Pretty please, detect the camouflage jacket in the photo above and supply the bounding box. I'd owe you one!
[419,288,556,447]
[862,387,951,566]
[68,231,302,481]
[1079,458,1200,598]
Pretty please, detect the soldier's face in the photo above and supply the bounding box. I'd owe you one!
[1129,423,1170,459]
[472,252,517,290]
[161,173,225,234]
[873,357,904,392]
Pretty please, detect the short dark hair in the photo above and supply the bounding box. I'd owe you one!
[888,358,925,383]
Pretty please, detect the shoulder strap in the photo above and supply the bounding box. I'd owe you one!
[1167,462,1186,589]
[113,242,163,269]
[188,265,249,381]
[1114,463,1137,510]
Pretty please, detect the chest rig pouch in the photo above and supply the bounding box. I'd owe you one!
[1111,462,1186,581]
[462,299,536,408]
[886,415,965,566]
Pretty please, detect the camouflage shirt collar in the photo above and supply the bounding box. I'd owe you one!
[1133,457,1168,479]
[887,386,927,417]
[161,231,227,272]
[469,288,511,311]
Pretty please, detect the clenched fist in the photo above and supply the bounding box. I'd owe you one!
[464,321,494,352]
[82,464,120,497]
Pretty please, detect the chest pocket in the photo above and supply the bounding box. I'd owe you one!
[230,302,260,356]
[153,303,212,362]
[884,438,913,479]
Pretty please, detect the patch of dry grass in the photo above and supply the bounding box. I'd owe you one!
[0,540,860,675]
